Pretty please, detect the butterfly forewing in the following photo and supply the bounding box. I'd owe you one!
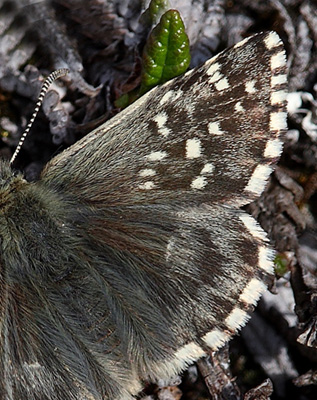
[45,32,287,208]
[0,32,287,399]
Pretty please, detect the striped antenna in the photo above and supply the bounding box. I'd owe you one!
[10,68,69,165]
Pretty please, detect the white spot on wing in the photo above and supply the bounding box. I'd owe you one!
[239,213,268,242]
[245,80,256,94]
[201,163,214,174]
[258,246,275,273]
[215,77,229,91]
[208,121,223,135]
[244,164,272,195]
[191,176,207,189]
[159,91,174,105]
[146,151,167,161]
[174,342,206,364]
[153,113,167,126]
[271,90,288,105]
[151,341,206,379]
[235,101,244,112]
[139,181,155,190]
[264,31,282,50]
[203,329,231,350]
[271,74,287,87]
[208,71,222,84]
[139,169,156,177]
[186,138,202,159]
[153,112,171,137]
[270,112,287,131]
[271,51,286,70]
[225,308,250,331]
[239,278,267,305]
[264,138,283,158]
[206,62,220,76]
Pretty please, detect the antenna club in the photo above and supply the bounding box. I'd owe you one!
[9,69,69,165]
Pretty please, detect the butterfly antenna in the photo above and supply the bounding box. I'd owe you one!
[10,68,69,165]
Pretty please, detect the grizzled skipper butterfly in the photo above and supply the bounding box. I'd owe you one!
[0,31,287,399]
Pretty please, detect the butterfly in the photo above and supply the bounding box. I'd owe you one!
[0,31,287,399]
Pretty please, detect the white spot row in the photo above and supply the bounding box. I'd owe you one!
[204,277,272,348]
[208,71,222,84]
[190,162,215,190]
[158,275,272,365]
[140,151,167,189]
[156,278,269,373]
[153,112,172,137]
[157,280,269,373]
[205,62,229,91]
[202,274,271,350]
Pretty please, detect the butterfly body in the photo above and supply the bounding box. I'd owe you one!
[0,31,287,399]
